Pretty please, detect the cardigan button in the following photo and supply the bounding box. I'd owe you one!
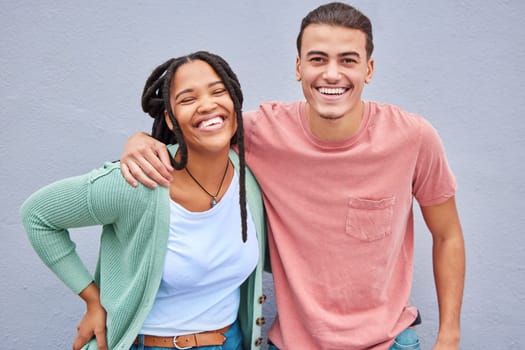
[258,294,267,304]
[256,317,266,326]
[254,337,263,346]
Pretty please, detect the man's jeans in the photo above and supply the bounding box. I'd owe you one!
[389,328,421,350]
[267,327,421,350]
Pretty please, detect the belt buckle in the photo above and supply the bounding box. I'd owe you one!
[173,336,192,350]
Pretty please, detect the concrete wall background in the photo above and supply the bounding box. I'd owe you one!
[2,1,524,348]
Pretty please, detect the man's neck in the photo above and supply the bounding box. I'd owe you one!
[305,101,364,141]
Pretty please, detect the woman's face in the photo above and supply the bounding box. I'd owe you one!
[165,59,237,155]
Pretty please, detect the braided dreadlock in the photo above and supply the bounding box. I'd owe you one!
[141,51,248,242]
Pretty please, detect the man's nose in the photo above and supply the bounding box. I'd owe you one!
[323,61,341,81]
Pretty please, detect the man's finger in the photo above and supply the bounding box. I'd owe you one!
[121,163,138,187]
[142,150,173,185]
[153,144,174,173]
[127,161,159,189]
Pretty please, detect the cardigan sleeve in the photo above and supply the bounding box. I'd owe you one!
[19,163,133,294]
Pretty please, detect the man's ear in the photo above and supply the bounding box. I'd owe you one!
[365,58,375,84]
[164,110,174,130]
[295,55,302,81]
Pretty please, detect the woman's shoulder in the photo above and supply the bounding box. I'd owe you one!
[87,161,163,198]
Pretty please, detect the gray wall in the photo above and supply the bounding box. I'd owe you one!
[2,1,524,349]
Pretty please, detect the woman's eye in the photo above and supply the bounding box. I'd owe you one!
[213,88,227,95]
[179,97,195,104]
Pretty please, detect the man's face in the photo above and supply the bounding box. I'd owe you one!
[296,24,374,125]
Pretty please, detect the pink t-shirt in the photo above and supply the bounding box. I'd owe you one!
[244,101,456,349]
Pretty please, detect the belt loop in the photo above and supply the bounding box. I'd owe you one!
[137,334,145,350]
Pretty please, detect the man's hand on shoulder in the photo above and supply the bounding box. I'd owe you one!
[120,132,173,189]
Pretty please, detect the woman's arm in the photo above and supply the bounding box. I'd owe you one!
[21,165,131,349]
[74,282,108,350]
[20,173,103,293]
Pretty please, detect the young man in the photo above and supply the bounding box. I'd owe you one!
[120,3,465,349]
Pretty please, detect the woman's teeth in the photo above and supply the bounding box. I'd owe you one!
[198,116,224,128]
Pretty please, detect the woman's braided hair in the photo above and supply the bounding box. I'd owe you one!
[141,51,248,242]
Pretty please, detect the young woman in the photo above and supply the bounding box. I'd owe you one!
[20,51,266,350]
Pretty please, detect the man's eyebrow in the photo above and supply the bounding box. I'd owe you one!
[305,50,361,58]
[306,50,329,57]
[174,81,224,100]
[339,51,361,58]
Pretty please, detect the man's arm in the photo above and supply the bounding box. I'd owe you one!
[420,196,465,350]
[120,132,173,188]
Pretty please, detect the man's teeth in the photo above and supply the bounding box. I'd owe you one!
[318,87,346,95]
[198,116,223,128]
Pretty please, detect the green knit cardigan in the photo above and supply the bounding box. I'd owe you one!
[20,147,267,350]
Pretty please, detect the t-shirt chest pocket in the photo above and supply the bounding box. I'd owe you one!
[346,196,396,242]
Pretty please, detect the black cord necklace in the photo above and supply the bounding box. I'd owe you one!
[184,159,231,208]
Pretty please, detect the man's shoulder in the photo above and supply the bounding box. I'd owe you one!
[367,100,417,116]
[246,100,303,116]
[243,101,304,131]
[366,100,430,128]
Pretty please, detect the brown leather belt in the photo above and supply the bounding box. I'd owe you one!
[133,325,231,349]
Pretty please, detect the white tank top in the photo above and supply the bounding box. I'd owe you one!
[140,172,259,336]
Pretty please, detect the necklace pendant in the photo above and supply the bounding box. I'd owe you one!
[184,159,231,210]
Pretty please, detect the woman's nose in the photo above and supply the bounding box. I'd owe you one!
[197,95,217,114]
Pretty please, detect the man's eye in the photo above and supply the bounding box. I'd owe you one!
[310,57,324,62]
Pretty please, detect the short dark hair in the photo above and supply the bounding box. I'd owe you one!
[296,2,374,59]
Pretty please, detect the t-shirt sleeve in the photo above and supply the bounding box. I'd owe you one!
[412,119,457,206]
[242,109,260,162]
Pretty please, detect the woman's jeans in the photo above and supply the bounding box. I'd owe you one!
[130,321,242,350]
[267,327,421,350]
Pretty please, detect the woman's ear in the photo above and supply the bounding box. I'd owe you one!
[164,110,174,130]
